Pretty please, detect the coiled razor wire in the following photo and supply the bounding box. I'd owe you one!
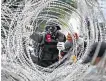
[1,0,106,81]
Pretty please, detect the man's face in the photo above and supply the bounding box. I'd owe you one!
[46,26,57,34]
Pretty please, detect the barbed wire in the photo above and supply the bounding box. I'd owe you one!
[1,0,106,81]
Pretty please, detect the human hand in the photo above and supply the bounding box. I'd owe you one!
[57,42,65,50]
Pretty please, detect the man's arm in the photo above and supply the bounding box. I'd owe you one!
[57,31,66,42]
[30,32,43,43]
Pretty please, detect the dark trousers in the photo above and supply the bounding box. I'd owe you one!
[38,58,58,67]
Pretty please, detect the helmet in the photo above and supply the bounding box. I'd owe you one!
[45,19,61,34]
